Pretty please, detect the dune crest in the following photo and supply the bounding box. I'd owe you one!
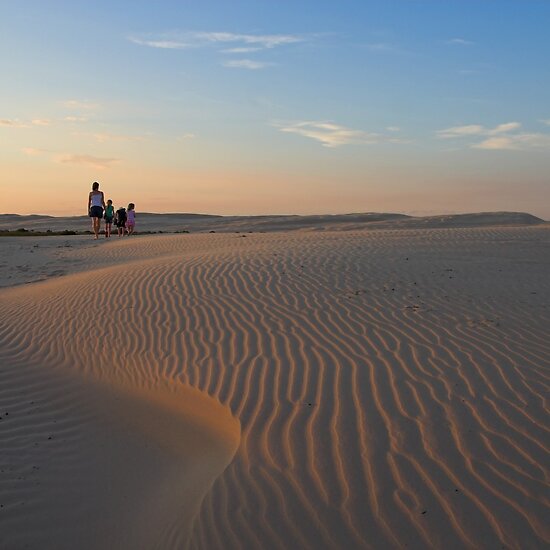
[0,210,545,234]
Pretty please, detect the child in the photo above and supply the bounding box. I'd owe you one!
[114,206,127,237]
[104,199,114,238]
[127,203,136,235]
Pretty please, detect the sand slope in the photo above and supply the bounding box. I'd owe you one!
[1,226,549,549]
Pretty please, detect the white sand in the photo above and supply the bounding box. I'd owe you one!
[0,220,549,549]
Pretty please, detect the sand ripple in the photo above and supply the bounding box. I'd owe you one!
[1,227,549,549]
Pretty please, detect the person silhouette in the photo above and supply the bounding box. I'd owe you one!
[88,181,105,239]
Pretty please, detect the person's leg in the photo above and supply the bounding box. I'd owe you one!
[93,217,99,239]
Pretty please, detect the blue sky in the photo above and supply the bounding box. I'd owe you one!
[1,1,549,217]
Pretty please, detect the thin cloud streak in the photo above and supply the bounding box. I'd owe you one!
[0,118,51,128]
[92,132,144,143]
[221,47,262,54]
[194,31,303,48]
[55,154,119,170]
[474,133,550,150]
[223,59,270,70]
[128,38,192,49]
[0,119,28,128]
[177,133,196,141]
[447,38,474,45]
[63,100,99,110]
[275,121,400,148]
[438,121,550,150]
[437,124,485,138]
[65,116,88,123]
[437,122,521,139]
[129,31,304,51]
[31,119,51,126]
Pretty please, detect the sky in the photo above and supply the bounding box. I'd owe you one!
[1,0,549,218]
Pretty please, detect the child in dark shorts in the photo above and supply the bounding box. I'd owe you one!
[114,206,127,237]
[104,199,114,238]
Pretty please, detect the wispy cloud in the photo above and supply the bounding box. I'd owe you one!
[177,133,195,141]
[63,100,99,110]
[437,121,550,150]
[274,121,397,148]
[92,132,143,143]
[55,154,119,170]
[222,59,270,70]
[129,31,305,69]
[221,47,262,54]
[541,119,550,126]
[31,119,51,126]
[0,118,52,128]
[437,124,485,138]
[489,122,521,134]
[128,38,192,49]
[447,38,474,46]
[0,119,28,128]
[474,133,550,150]
[193,31,303,49]
[437,122,521,139]
[129,31,304,51]
[64,115,89,123]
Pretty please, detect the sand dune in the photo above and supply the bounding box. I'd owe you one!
[0,210,545,234]
[1,226,549,549]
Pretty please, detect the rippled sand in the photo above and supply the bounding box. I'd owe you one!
[1,226,549,549]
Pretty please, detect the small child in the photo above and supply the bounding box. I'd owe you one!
[127,203,136,235]
[114,206,127,237]
[104,199,114,238]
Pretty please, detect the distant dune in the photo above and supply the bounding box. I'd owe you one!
[0,211,546,234]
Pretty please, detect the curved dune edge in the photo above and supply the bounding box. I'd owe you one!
[1,227,549,549]
[0,355,240,550]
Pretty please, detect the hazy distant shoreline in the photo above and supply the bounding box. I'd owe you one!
[0,211,546,235]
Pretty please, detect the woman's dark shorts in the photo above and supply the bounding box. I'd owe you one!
[89,206,103,218]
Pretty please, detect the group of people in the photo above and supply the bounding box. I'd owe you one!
[88,181,136,239]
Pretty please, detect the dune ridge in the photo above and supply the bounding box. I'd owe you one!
[1,226,549,549]
[0,210,545,234]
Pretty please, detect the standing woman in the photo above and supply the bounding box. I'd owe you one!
[88,181,105,239]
